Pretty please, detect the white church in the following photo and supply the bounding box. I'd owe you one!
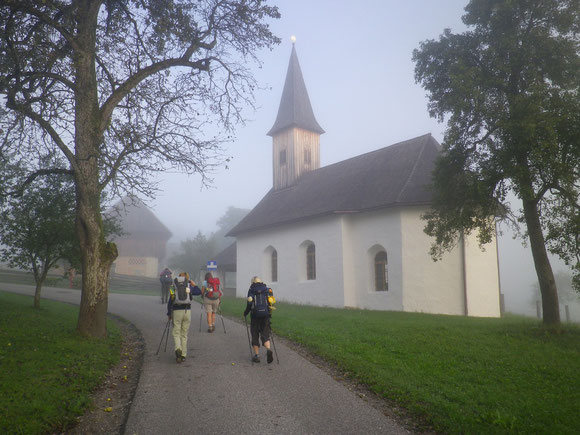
[228,44,501,317]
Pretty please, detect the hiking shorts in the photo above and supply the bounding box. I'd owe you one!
[250,316,271,347]
[204,298,220,313]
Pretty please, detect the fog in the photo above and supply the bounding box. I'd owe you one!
[141,1,576,319]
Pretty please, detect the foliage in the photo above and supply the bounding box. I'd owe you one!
[413,0,580,324]
[0,168,76,304]
[169,231,217,279]
[0,291,121,434]
[212,206,249,252]
[168,206,248,277]
[220,298,580,434]
[0,0,280,337]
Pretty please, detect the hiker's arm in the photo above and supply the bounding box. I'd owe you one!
[243,292,252,317]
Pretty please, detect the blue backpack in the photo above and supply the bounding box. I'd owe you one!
[251,284,270,318]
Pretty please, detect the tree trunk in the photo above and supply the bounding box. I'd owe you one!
[33,282,42,309]
[73,3,117,339]
[75,190,118,338]
[522,198,560,327]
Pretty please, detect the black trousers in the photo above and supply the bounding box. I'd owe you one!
[250,316,271,347]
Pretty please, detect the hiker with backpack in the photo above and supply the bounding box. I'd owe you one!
[167,272,201,363]
[243,276,275,364]
[159,267,173,304]
[202,272,222,332]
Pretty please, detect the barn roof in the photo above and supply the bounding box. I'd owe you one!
[227,133,440,237]
[266,44,324,136]
[107,197,172,240]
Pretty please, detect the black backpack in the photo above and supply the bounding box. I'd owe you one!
[251,285,270,318]
[173,278,190,305]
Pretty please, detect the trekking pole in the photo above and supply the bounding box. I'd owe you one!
[218,302,226,334]
[163,319,170,353]
[155,318,171,355]
[199,300,203,332]
[270,327,280,364]
[244,315,254,364]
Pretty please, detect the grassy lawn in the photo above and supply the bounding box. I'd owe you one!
[219,297,580,434]
[0,291,121,435]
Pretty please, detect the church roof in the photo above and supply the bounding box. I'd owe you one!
[213,242,237,271]
[107,197,172,240]
[227,134,440,237]
[267,45,325,136]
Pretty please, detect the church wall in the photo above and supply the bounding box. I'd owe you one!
[400,207,465,315]
[464,228,501,317]
[235,216,346,307]
[345,209,404,311]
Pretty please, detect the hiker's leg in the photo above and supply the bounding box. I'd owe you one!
[262,318,272,349]
[205,302,212,326]
[250,318,260,353]
[172,310,184,352]
[180,310,191,357]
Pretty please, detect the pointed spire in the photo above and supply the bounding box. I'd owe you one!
[267,44,324,136]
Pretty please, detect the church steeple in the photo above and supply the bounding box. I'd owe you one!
[269,41,324,190]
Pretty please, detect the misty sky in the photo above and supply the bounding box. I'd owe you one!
[143,0,575,317]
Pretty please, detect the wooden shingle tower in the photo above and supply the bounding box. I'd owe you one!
[267,43,324,190]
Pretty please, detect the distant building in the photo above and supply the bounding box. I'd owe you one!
[211,242,237,297]
[107,198,172,278]
[227,44,501,317]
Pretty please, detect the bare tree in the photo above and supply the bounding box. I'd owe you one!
[0,0,280,337]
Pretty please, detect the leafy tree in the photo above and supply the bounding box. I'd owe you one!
[212,206,249,251]
[0,1,280,337]
[169,231,216,280]
[0,173,76,308]
[413,0,579,326]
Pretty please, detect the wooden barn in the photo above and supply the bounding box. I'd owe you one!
[107,198,172,278]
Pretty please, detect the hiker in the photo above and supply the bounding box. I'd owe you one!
[167,272,200,363]
[159,267,173,304]
[202,272,222,332]
[243,276,274,364]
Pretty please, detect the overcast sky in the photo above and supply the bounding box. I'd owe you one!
[143,0,575,317]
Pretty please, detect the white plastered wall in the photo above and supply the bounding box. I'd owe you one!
[235,216,346,307]
[400,207,465,315]
[344,209,404,311]
[464,230,501,317]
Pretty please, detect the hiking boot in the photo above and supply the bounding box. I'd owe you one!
[211,325,215,332]
[267,349,273,364]
[208,327,213,333]
[252,354,260,363]
[175,349,182,363]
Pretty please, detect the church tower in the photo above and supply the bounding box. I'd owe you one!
[267,42,324,190]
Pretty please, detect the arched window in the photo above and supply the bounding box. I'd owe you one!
[375,251,388,291]
[306,244,316,280]
[271,249,278,282]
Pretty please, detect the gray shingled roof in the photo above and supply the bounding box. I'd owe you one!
[227,134,440,237]
[107,197,172,239]
[213,242,237,271]
[267,45,325,136]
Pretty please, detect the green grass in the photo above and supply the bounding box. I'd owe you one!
[0,291,122,435]
[219,297,580,434]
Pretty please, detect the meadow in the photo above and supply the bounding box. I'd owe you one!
[219,297,580,434]
[2,284,579,434]
[0,292,121,434]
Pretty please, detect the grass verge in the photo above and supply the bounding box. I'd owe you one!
[219,297,580,434]
[0,291,122,435]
